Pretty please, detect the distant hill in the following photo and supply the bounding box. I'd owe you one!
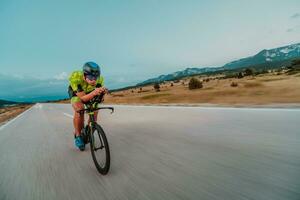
[0,99,19,108]
[223,43,300,70]
[136,42,300,86]
[136,67,222,86]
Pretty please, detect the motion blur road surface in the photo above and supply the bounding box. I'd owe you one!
[0,103,299,200]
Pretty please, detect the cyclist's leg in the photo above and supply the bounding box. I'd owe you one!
[94,111,99,121]
[88,102,100,123]
[71,96,84,137]
[93,101,102,121]
[87,111,98,124]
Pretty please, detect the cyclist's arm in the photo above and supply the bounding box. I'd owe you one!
[76,91,95,102]
[76,87,106,103]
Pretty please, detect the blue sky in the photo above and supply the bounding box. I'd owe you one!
[0,0,300,101]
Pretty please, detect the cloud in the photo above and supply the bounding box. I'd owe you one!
[54,72,68,80]
[12,74,25,79]
[0,73,68,102]
[117,77,126,83]
[286,24,300,33]
[290,13,300,19]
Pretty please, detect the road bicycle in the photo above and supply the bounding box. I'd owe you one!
[77,95,114,175]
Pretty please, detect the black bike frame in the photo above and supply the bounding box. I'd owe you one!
[78,106,114,127]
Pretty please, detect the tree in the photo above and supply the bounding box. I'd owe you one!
[230,82,238,87]
[237,72,244,79]
[188,78,203,90]
[291,59,300,66]
[244,68,254,76]
[154,83,160,91]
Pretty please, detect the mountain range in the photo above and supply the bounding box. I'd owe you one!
[137,43,300,86]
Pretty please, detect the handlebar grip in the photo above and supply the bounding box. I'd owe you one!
[93,93,104,102]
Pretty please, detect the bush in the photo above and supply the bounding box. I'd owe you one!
[237,72,244,79]
[286,59,300,75]
[291,59,300,66]
[231,82,238,87]
[188,78,203,90]
[244,68,254,76]
[154,83,160,91]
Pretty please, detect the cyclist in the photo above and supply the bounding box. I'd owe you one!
[68,61,107,150]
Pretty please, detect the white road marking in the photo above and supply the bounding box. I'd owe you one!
[35,103,43,109]
[107,104,300,112]
[63,112,73,118]
[0,104,36,131]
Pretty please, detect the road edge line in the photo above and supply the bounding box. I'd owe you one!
[0,104,36,131]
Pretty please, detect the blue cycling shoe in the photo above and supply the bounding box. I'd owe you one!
[74,136,85,151]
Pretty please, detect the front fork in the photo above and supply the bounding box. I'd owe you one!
[81,113,94,144]
[88,113,104,150]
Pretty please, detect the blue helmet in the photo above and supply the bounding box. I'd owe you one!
[83,61,101,79]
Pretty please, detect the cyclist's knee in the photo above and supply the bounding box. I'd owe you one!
[72,102,84,117]
[72,102,84,110]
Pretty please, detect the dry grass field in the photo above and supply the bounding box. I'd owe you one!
[55,72,300,106]
[0,105,32,125]
[104,73,300,105]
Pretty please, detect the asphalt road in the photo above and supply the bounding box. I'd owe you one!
[0,103,299,200]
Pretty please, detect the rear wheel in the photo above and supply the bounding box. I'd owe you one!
[90,124,110,175]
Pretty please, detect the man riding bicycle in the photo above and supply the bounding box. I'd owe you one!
[68,61,107,150]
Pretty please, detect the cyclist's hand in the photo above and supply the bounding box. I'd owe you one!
[92,87,105,96]
[103,87,108,94]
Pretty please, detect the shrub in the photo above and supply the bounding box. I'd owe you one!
[237,72,244,79]
[244,68,254,76]
[154,83,160,91]
[291,59,300,66]
[286,59,300,74]
[188,78,203,90]
[231,82,238,87]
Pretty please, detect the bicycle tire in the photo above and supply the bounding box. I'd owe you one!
[90,124,110,175]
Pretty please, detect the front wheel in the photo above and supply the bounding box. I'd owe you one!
[90,124,110,175]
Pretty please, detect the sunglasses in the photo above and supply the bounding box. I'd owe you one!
[85,74,98,81]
